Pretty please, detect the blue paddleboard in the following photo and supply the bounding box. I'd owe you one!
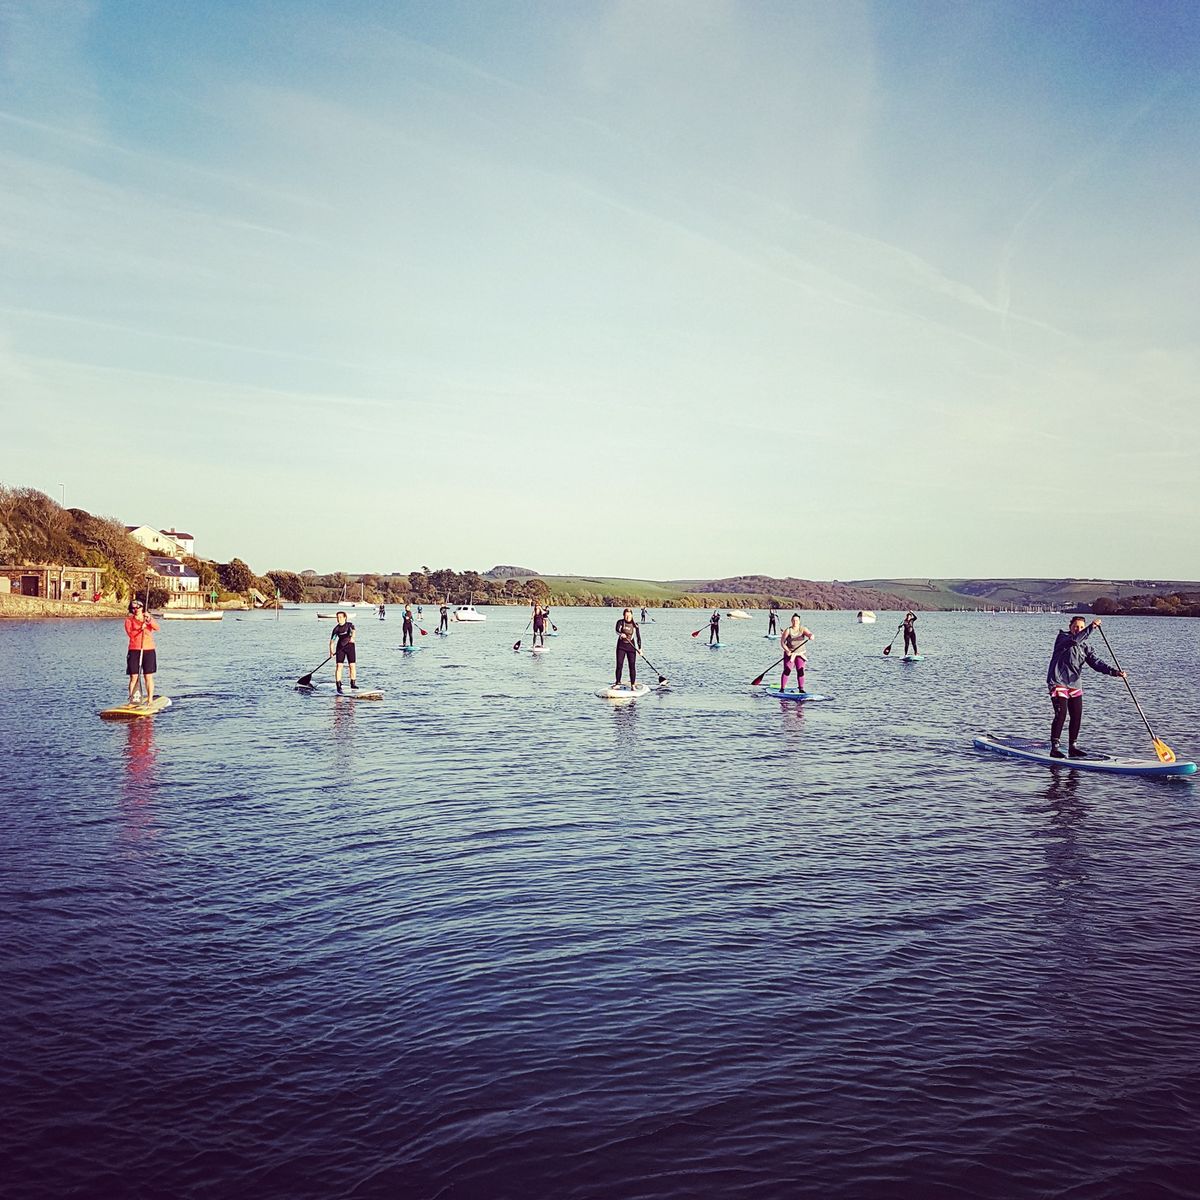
[399,645,422,653]
[761,689,830,703]
[974,734,1195,777]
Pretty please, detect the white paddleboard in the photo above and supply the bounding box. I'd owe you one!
[297,683,384,700]
[597,683,650,699]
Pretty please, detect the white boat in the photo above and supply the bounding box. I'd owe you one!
[727,610,751,619]
[857,610,876,623]
[159,610,224,621]
[452,605,486,622]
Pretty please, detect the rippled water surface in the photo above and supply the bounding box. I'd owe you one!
[2,608,1198,1199]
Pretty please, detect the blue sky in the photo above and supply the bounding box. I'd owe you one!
[2,0,1197,578]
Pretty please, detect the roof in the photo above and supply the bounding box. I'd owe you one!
[161,528,195,539]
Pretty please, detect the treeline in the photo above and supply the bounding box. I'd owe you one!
[300,569,552,606]
[1092,592,1200,618]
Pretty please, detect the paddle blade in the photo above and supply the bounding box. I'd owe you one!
[512,640,521,651]
[751,673,767,686]
[1154,738,1176,764]
[419,628,428,636]
[691,629,702,637]
[883,646,892,656]
[296,673,313,687]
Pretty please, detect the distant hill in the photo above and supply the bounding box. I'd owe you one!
[485,565,539,578]
[852,578,1200,610]
[671,575,918,610]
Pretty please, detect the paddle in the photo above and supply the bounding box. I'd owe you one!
[638,650,669,686]
[882,623,904,656]
[1096,626,1175,763]
[513,618,532,652]
[690,627,704,637]
[297,655,331,687]
[751,637,810,686]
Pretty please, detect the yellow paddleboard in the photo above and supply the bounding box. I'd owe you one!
[100,696,172,720]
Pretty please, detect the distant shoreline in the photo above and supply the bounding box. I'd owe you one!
[0,595,126,620]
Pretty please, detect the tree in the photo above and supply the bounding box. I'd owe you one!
[408,571,426,601]
[267,570,305,603]
[185,555,220,594]
[526,578,551,603]
[1091,596,1119,616]
[218,558,254,593]
[136,575,172,610]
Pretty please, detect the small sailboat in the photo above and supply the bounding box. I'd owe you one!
[857,610,876,624]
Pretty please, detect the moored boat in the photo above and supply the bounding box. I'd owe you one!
[857,610,876,623]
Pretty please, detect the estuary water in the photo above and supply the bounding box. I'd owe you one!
[2,607,1198,1199]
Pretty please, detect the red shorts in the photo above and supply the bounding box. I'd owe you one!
[1049,685,1082,699]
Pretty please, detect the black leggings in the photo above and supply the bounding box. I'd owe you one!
[616,641,637,684]
[768,616,777,633]
[439,616,448,632]
[903,630,917,654]
[403,622,413,646]
[710,625,719,644]
[1050,694,1083,746]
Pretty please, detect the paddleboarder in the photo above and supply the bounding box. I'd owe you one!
[779,613,814,694]
[902,611,918,656]
[641,607,648,622]
[767,608,778,635]
[124,599,159,705]
[329,611,358,692]
[378,603,386,621]
[438,604,449,634]
[614,608,641,688]
[401,604,415,647]
[709,609,721,645]
[532,604,546,649]
[1046,616,1125,758]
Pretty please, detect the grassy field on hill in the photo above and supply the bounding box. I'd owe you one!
[852,578,1200,609]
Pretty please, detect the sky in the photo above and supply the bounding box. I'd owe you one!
[1,0,1197,580]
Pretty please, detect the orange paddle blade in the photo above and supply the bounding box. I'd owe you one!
[1154,738,1176,764]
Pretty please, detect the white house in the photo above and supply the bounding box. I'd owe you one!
[127,525,187,556]
[160,528,196,556]
[148,555,201,608]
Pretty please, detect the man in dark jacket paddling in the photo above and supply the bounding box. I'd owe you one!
[1046,616,1125,758]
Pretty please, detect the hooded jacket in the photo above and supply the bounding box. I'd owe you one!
[1046,625,1119,689]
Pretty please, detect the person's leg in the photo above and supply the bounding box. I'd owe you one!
[1068,695,1084,753]
[780,654,793,690]
[128,671,138,702]
[795,658,805,694]
[335,658,343,690]
[144,669,154,704]
[1050,692,1067,751]
[629,648,637,687]
[615,644,624,685]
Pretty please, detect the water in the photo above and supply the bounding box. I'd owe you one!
[2,608,1198,1199]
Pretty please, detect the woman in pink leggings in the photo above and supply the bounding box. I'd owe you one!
[780,614,814,693]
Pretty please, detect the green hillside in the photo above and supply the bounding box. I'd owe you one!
[851,578,1200,609]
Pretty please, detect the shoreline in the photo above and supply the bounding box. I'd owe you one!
[0,595,127,620]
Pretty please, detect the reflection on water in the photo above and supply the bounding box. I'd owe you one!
[119,718,158,842]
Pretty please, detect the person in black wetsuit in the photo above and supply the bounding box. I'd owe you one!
[329,611,358,692]
[902,611,918,655]
[401,604,415,647]
[641,607,648,622]
[378,603,386,621]
[614,608,641,687]
[532,604,546,648]
[438,605,449,634]
[767,608,778,635]
[709,609,721,644]
[1046,616,1124,758]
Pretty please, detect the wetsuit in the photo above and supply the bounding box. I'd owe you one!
[1046,625,1120,754]
[378,604,386,620]
[903,612,917,655]
[641,609,648,622]
[532,606,545,648]
[780,626,812,692]
[767,610,778,634]
[402,611,414,646]
[438,606,449,633]
[330,620,356,662]
[615,618,641,685]
[709,612,720,644]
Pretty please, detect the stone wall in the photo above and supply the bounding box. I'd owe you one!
[0,594,126,620]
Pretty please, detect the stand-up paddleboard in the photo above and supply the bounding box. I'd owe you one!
[760,689,831,703]
[531,646,549,654]
[975,733,1196,777]
[297,683,384,700]
[707,642,722,649]
[902,654,924,662]
[435,630,448,637]
[399,645,422,653]
[763,633,778,638]
[597,683,650,700]
[100,696,172,720]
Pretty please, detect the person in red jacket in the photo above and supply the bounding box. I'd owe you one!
[124,599,159,705]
